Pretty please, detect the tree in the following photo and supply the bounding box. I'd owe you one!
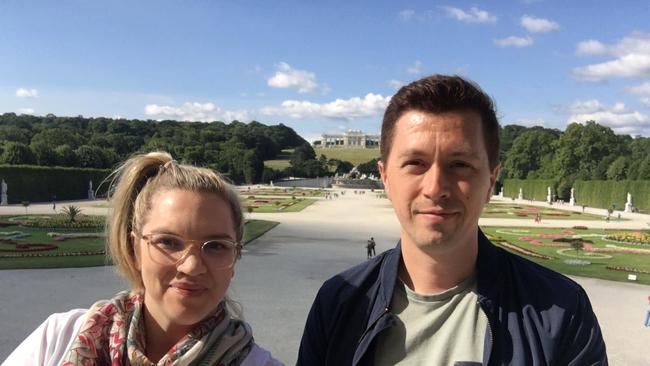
[1,142,35,165]
[290,143,316,166]
[54,145,77,166]
[60,205,82,223]
[606,156,629,180]
[357,158,380,176]
[570,239,584,254]
[30,141,57,166]
[502,128,558,179]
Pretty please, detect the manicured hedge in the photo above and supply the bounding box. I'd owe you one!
[503,179,557,201]
[0,165,110,204]
[573,180,650,212]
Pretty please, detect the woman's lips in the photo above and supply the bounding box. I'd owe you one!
[170,282,206,296]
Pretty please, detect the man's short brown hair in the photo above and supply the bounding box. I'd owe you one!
[381,74,500,169]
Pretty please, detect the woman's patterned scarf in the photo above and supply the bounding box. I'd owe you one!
[62,290,253,366]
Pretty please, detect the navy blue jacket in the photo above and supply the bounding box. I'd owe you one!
[298,230,607,365]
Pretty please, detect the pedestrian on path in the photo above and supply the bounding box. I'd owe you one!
[645,295,650,327]
[366,237,376,259]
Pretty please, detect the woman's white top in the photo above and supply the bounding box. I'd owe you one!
[2,309,284,366]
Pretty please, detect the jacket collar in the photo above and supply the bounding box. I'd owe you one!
[375,229,501,312]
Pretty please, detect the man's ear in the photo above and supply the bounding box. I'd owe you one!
[130,232,142,271]
[378,159,390,199]
[486,164,501,203]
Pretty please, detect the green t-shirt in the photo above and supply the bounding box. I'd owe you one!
[374,275,488,365]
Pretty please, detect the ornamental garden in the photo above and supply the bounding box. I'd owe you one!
[482,227,650,285]
[0,204,280,270]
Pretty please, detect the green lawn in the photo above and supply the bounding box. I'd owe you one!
[314,147,380,166]
[481,226,650,285]
[242,197,317,213]
[239,188,327,197]
[0,218,280,269]
[263,148,294,170]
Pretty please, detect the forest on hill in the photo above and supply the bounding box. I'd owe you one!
[0,113,318,183]
[1,112,650,190]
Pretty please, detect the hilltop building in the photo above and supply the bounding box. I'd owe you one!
[313,130,380,149]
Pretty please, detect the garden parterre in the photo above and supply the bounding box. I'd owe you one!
[482,226,650,285]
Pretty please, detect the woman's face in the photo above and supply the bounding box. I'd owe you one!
[134,189,237,329]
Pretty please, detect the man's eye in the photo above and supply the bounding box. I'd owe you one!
[403,160,423,167]
[452,161,472,169]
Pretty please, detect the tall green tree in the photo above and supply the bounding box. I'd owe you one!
[1,142,35,164]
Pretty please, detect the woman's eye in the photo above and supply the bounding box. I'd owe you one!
[153,236,183,250]
[203,241,232,254]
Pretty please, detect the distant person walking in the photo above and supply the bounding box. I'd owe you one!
[366,237,376,259]
[645,295,650,327]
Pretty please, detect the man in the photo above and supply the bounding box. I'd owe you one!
[366,237,376,259]
[298,75,607,365]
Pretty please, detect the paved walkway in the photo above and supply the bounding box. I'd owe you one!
[0,193,648,364]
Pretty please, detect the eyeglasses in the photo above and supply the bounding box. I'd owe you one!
[138,233,241,269]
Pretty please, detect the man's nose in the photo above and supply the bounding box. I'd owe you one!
[422,164,451,201]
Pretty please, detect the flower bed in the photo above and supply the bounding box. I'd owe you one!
[605,232,650,246]
[606,265,650,274]
[494,240,554,260]
[573,226,588,230]
[0,238,58,252]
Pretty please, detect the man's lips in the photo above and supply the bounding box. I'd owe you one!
[414,209,458,215]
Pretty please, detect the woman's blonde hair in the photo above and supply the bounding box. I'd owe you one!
[106,151,243,292]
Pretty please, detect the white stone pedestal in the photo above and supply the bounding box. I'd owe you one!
[625,202,633,213]
[0,194,6,206]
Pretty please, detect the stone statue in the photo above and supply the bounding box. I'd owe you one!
[87,180,95,200]
[0,179,7,206]
[625,192,633,213]
[569,187,576,206]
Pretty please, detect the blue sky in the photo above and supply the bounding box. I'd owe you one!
[2,0,650,141]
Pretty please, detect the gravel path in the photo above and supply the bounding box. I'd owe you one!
[0,193,648,365]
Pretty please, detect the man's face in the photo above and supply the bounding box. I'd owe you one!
[378,110,499,253]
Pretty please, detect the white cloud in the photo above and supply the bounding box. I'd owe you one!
[625,82,650,95]
[388,79,406,89]
[573,32,650,81]
[267,62,318,93]
[572,54,650,81]
[260,93,391,120]
[17,108,34,115]
[406,60,422,74]
[520,15,559,33]
[567,100,650,135]
[576,40,608,56]
[16,88,38,98]
[567,99,604,114]
[494,36,533,48]
[398,9,415,22]
[144,102,250,122]
[641,97,650,107]
[443,6,496,24]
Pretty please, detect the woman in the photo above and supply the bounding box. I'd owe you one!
[4,152,283,365]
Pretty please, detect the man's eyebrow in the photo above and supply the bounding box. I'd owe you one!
[396,148,482,159]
